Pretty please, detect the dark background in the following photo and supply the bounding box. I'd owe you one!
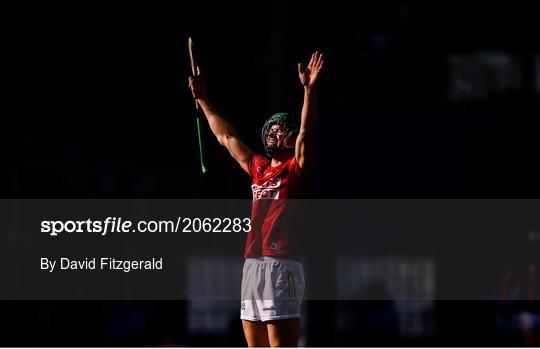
[3,1,540,346]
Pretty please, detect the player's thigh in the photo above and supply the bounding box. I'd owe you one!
[242,319,270,347]
[266,317,300,347]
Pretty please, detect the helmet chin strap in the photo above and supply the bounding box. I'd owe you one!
[265,147,279,157]
[265,142,294,158]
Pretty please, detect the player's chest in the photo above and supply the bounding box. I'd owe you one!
[251,166,288,200]
[253,164,287,183]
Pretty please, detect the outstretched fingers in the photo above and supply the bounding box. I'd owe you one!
[307,52,316,70]
[309,51,324,71]
[316,53,324,71]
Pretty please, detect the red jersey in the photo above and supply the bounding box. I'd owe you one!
[244,153,312,259]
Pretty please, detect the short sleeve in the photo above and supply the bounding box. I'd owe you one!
[247,153,270,177]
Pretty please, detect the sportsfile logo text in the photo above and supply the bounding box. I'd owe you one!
[41,217,251,236]
[41,217,133,236]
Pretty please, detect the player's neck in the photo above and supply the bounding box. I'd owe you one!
[270,152,292,167]
[270,158,282,167]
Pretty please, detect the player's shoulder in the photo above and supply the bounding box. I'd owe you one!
[248,153,270,177]
[253,153,269,161]
[250,153,270,166]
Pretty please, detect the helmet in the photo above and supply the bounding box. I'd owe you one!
[261,112,299,157]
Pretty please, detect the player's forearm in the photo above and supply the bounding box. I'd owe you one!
[299,87,318,136]
[196,98,240,144]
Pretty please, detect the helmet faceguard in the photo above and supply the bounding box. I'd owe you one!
[261,112,299,157]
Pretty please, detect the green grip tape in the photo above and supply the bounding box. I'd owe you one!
[196,116,208,174]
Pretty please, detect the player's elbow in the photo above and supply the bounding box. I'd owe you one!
[217,134,238,153]
[215,134,227,148]
[296,145,316,172]
[214,133,229,146]
[298,128,314,139]
[299,155,315,172]
[223,134,234,147]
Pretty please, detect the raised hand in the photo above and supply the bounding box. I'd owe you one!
[298,51,325,89]
[188,66,207,100]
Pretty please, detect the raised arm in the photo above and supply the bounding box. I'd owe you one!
[296,52,325,172]
[188,66,253,174]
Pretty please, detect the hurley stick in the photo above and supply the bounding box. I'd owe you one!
[188,36,208,174]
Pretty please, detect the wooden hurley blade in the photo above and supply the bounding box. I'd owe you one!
[188,36,199,110]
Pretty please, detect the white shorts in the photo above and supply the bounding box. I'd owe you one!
[240,256,305,322]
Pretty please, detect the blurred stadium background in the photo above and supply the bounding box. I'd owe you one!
[3,1,540,346]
